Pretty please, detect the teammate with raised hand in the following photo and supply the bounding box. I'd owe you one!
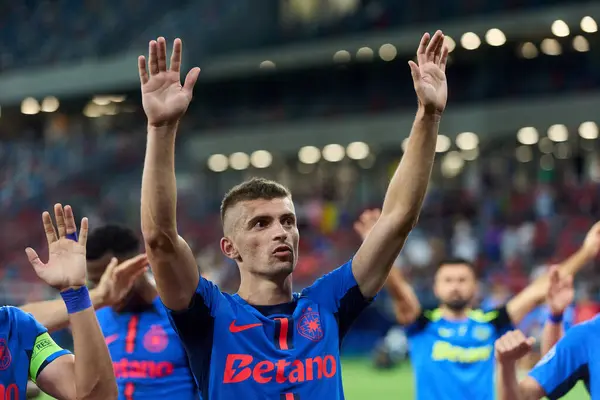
[139,31,447,399]
[354,209,600,399]
[0,204,117,400]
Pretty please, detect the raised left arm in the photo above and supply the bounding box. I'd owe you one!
[353,30,448,298]
[28,205,117,400]
[506,222,599,325]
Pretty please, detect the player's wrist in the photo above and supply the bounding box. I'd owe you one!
[548,312,564,324]
[60,286,93,314]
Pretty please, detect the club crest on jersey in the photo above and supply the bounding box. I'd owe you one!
[143,325,168,353]
[297,308,323,342]
[0,339,11,370]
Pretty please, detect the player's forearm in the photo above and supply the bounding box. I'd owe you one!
[19,290,107,333]
[497,362,526,400]
[380,109,439,232]
[141,124,179,244]
[69,306,117,399]
[559,247,594,277]
[541,319,563,355]
[385,268,421,325]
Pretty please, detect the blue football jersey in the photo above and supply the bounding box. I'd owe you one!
[528,315,600,399]
[96,297,198,399]
[166,259,373,399]
[0,306,70,399]
[406,307,513,400]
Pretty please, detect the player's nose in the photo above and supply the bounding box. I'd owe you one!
[272,222,289,240]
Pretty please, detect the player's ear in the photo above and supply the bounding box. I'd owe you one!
[220,236,239,260]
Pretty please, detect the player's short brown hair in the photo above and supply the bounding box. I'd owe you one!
[220,177,291,224]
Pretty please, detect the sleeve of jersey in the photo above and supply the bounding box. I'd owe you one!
[488,306,513,335]
[164,276,221,343]
[13,309,70,383]
[528,322,590,400]
[301,259,374,340]
[404,311,433,337]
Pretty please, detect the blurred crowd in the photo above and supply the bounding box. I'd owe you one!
[0,0,590,71]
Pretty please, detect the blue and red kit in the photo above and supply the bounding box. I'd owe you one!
[167,259,373,399]
[0,306,70,400]
[96,297,198,399]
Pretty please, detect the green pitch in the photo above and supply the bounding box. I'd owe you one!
[35,358,589,400]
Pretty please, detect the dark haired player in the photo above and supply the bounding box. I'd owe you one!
[2,204,117,399]
[354,209,600,399]
[138,31,448,398]
[494,269,592,400]
[22,224,199,400]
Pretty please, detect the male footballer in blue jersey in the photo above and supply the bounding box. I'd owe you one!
[22,225,199,400]
[137,31,448,399]
[356,209,600,400]
[2,203,117,399]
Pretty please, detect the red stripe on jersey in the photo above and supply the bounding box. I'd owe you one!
[125,316,139,354]
[278,318,289,350]
[124,382,135,400]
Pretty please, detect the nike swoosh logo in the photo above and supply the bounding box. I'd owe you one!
[105,334,119,345]
[229,321,262,333]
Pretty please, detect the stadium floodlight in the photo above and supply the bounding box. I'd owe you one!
[547,124,568,142]
[250,150,273,168]
[322,144,345,162]
[207,154,228,172]
[298,146,321,164]
[551,20,570,37]
[517,127,539,145]
[460,32,481,50]
[346,142,370,160]
[485,29,506,47]
[581,16,598,33]
[520,42,538,59]
[229,152,250,170]
[572,36,590,52]
[435,135,451,153]
[579,122,598,139]
[541,38,562,55]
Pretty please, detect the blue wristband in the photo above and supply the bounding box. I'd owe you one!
[66,232,78,242]
[60,286,92,314]
[549,313,563,324]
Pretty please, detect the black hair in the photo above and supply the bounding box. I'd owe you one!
[86,224,140,261]
[436,257,475,272]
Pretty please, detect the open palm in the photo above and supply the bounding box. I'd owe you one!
[138,37,200,127]
[27,204,88,291]
[409,31,449,115]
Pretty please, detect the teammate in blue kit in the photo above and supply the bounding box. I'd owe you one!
[495,267,594,399]
[356,209,600,400]
[138,31,448,399]
[22,225,199,400]
[2,204,117,399]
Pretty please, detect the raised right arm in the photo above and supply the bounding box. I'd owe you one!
[138,37,201,311]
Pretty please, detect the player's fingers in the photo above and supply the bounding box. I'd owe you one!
[104,257,119,278]
[63,205,78,239]
[169,38,182,73]
[426,30,443,60]
[526,337,536,347]
[433,34,444,65]
[25,247,44,270]
[408,60,421,83]
[182,67,201,95]
[416,32,429,64]
[54,203,66,238]
[157,37,168,72]
[115,254,148,278]
[138,56,149,85]
[78,217,89,247]
[148,40,159,76]
[42,211,58,246]
[439,46,449,72]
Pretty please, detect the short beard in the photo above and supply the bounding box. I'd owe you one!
[443,298,470,312]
